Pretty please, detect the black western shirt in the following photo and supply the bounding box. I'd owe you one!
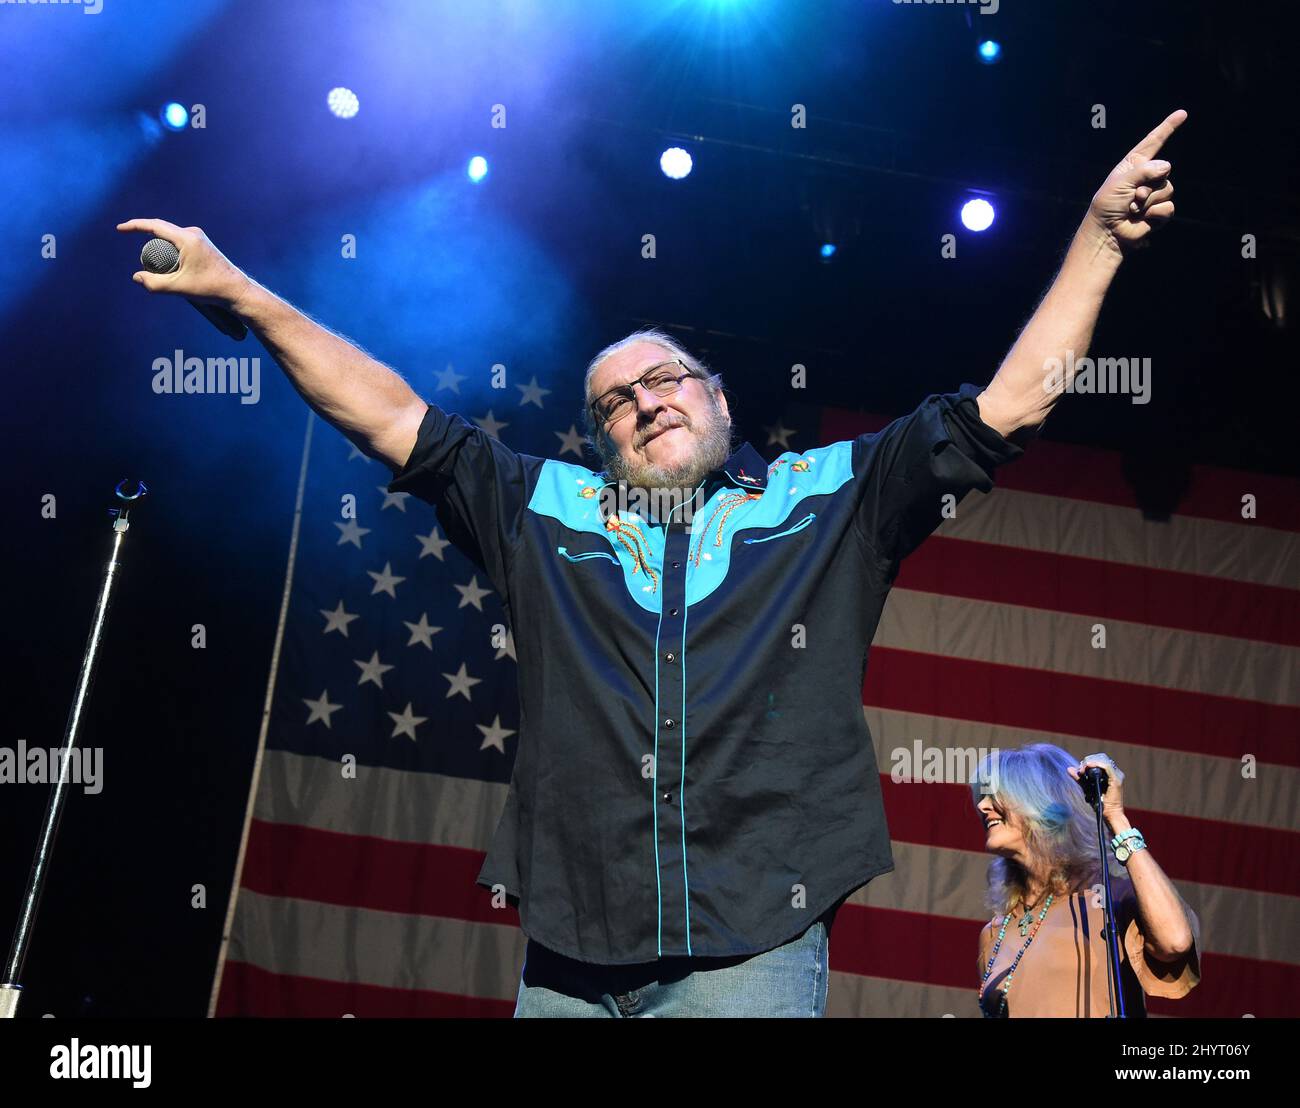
[388,382,1022,965]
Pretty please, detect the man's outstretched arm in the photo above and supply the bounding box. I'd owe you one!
[116,218,427,472]
[976,109,1187,439]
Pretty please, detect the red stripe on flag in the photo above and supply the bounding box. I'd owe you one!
[878,778,1300,896]
[863,647,1300,769]
[214,959,514,1017]
[240,819,518,924]
[898,536,1300,648]
[819,407,1300,532]
[828,903,1297,1016]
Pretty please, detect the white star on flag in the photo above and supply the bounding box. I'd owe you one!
[354,650,395,689]
[454,575,491,611]
[765,421,796,450]
[403,613,443,649]
[320,600,360,637]
[387,702,428,741]
[367,562,407,598]
[335,519,371,548]
[494,627,517,662]
[554,425,586,458]
[476,714,516,753]
[434,364,466,393]
[516,376,552,408]
[474,410,508,439]
[303,689,343,727]
[443,663,482,701]
[378,487,410,512]
[415,526,450,560]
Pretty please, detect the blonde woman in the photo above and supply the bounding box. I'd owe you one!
[972,744,1201,1017]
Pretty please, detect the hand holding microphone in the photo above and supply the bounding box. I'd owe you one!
[116,218,251,340]
[1068,752,1127,821]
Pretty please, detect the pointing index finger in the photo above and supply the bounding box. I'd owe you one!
[1131,108,1188,160]
[116,218,185,239]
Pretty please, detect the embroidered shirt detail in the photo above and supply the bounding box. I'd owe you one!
[605,514,660,594]
[691,491,764,566]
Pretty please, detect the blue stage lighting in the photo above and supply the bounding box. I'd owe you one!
[659,147,693,180]
[467,156,489,183]
[327,87,360,119]
[961,197,996,232]
[977,40,1002,64]
[135,110,164,145]
[160,102,189,131]
[820,243,837,260]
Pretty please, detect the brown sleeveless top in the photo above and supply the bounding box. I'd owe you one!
[977,876,1201,1017]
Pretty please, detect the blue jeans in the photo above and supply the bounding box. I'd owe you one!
[513,919,830,1017]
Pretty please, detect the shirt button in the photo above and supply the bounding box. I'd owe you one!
[671,561,680,569]
[663,718,675,728]
[669,607,679,617]
[664,652,676,663]
[662,791,672,803]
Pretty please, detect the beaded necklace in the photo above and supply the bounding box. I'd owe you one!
[979,893,1054,1018]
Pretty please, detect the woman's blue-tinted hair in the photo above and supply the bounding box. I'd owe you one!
[970,743,1116,915]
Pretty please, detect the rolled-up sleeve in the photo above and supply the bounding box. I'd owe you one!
[1122,891,1203,1000]
[387,403,537,605]
[852,382,1024,568]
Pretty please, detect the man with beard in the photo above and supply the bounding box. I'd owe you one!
[118,108,1184,1016]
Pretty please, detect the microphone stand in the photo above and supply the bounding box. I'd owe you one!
[1081,766,1126,1019]
[0,479,147,1019]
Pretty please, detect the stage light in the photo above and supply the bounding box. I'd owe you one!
[820,243,837,260]
[961,197,996,232]
[977,40,1002,64]
[467,155,489,182]
[659,147,693,180]
[160,102,188,131]
[327,87,360,119]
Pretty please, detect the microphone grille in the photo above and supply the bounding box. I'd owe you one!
[140,237,180,274]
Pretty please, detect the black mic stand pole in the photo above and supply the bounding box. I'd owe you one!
[1082,766,1126,1019]
[0,479,147,1019]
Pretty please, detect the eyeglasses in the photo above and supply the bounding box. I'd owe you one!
[589,358,695,428]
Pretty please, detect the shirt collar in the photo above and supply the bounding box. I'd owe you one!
[716,441,770,492]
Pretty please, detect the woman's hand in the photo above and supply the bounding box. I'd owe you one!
[1068,752,1128,831]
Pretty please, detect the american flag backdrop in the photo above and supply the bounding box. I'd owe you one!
[211,387,1300,1018]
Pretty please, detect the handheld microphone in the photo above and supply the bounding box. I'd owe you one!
[1078,765,1108,808]
[139,237,247,341]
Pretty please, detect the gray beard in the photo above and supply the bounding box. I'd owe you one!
[598,399,735,494]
